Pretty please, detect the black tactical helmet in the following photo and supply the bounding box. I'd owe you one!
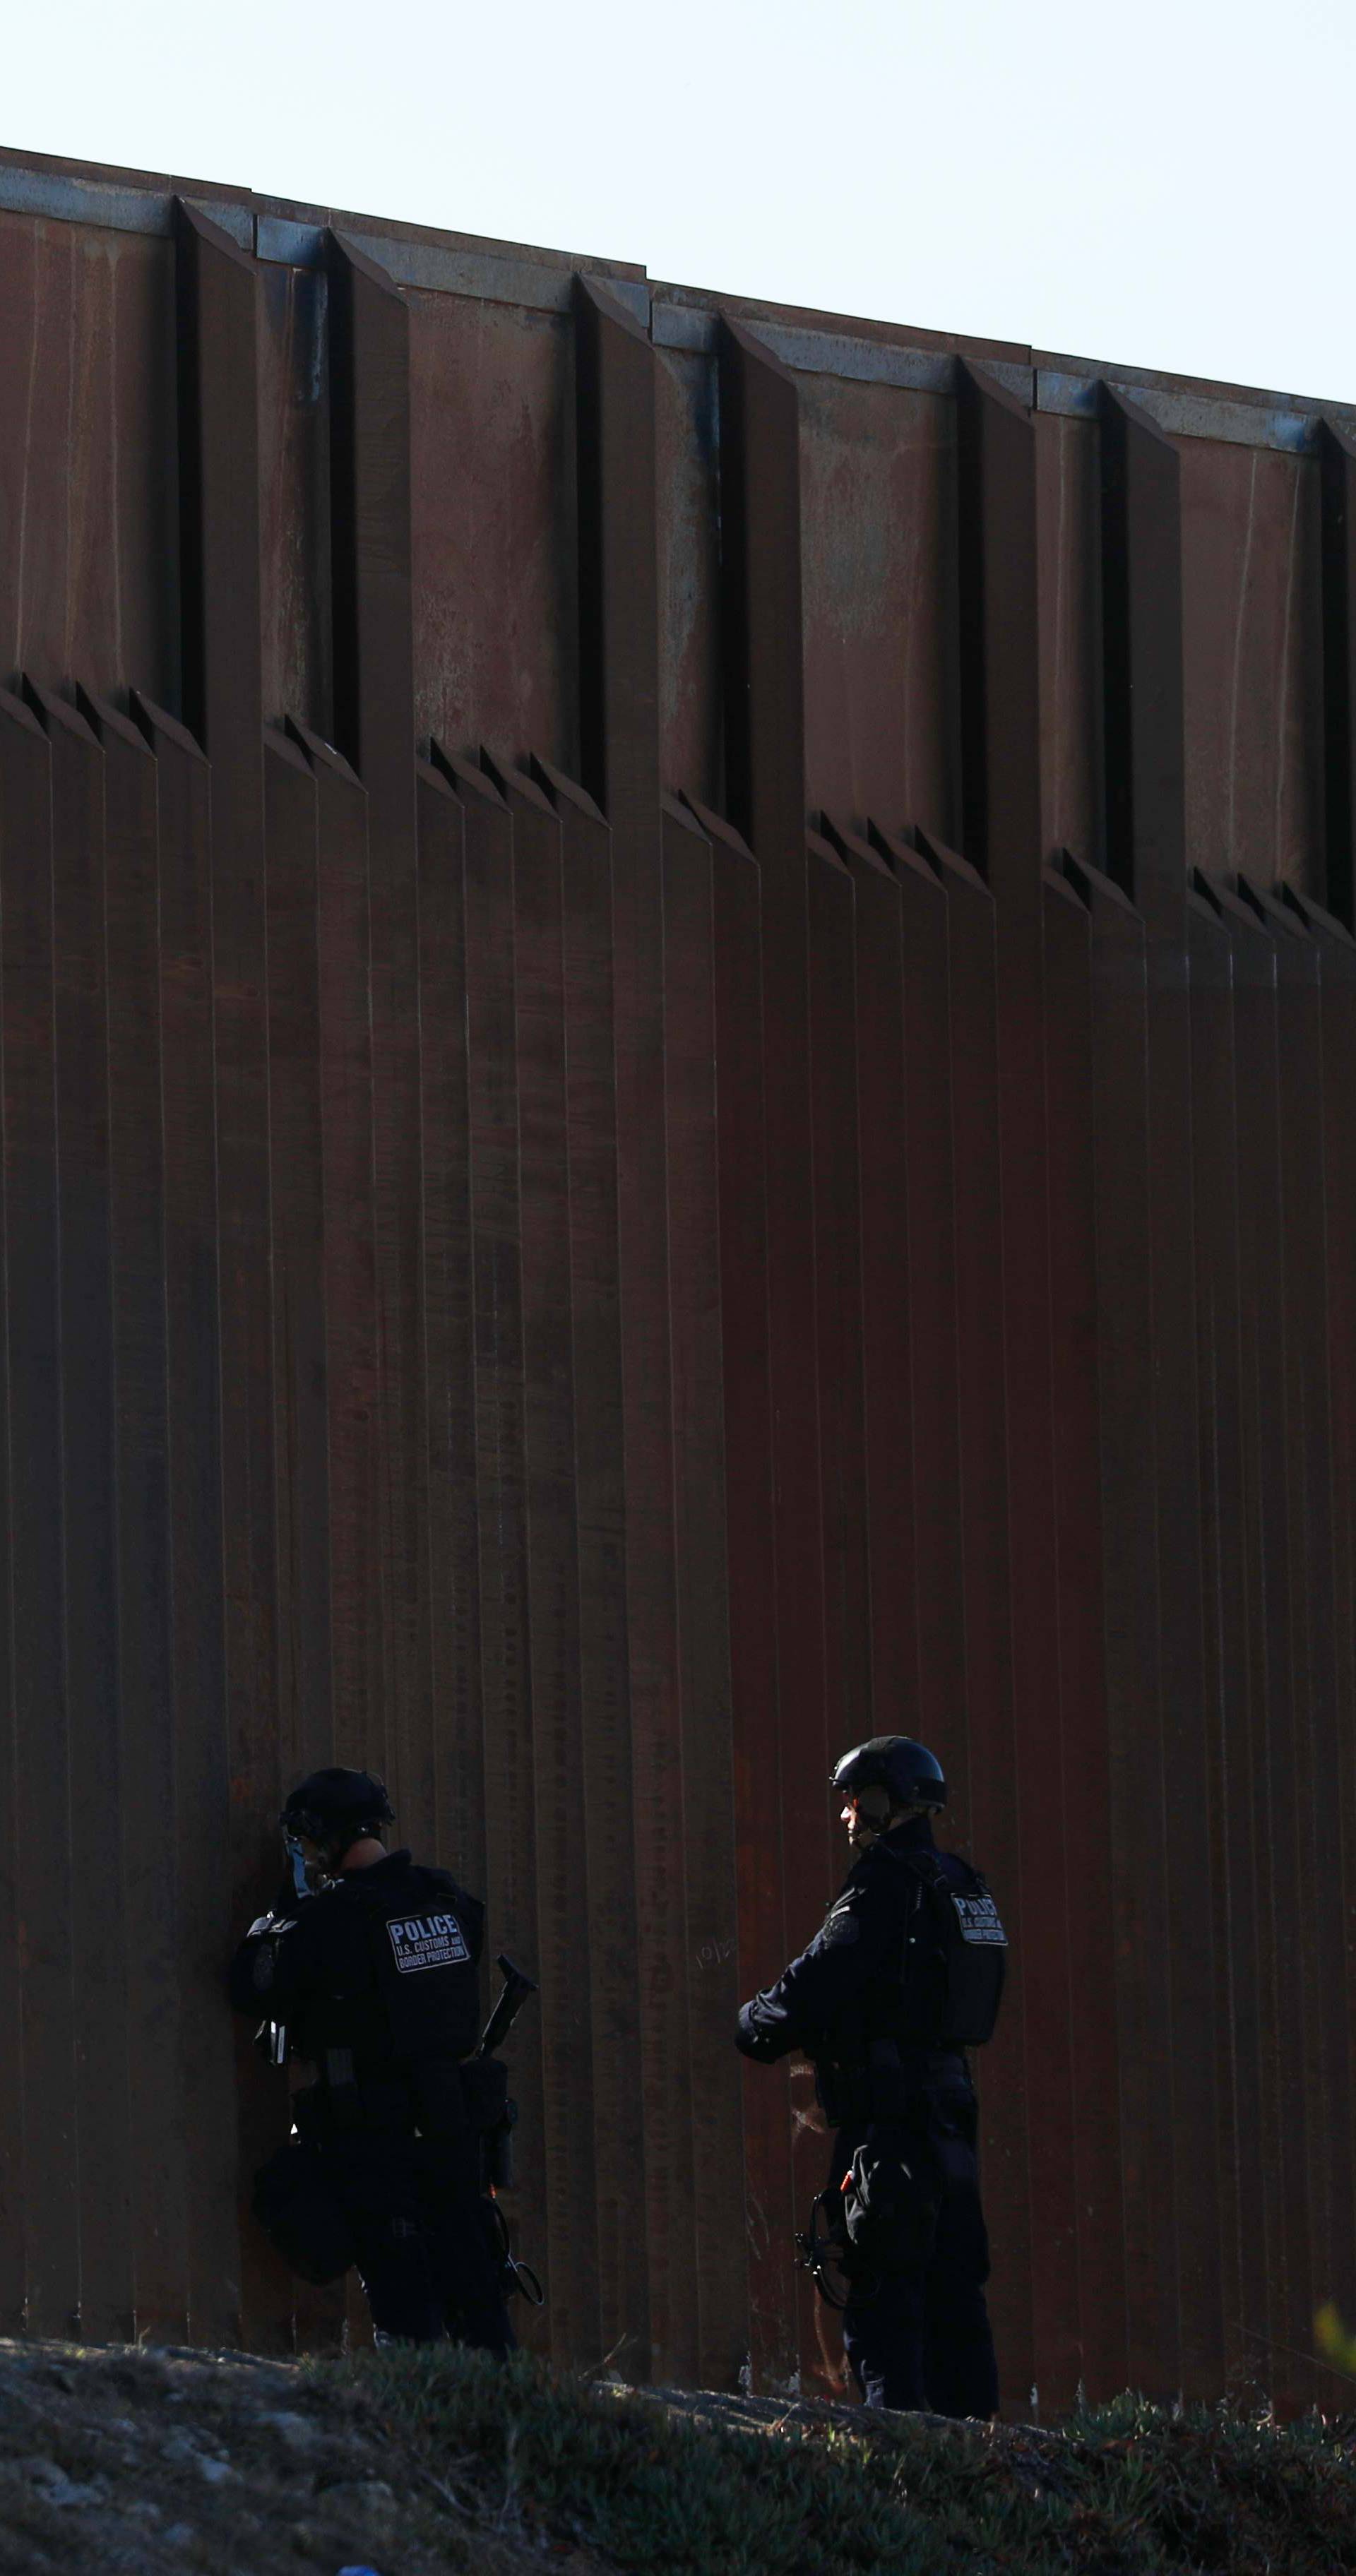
[831,1735,947,1812]
[280,1767,395,1855]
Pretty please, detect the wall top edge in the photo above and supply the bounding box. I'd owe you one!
[1,145,1351,455]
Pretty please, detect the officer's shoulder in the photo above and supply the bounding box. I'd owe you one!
[841,1843,900,1903]
[855,1837,946,1897]
[853,1838,905,1882]
[936,1847,987,1890]
[407,1861,483,1913]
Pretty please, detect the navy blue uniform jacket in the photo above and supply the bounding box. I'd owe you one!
[735,1815,968,2068]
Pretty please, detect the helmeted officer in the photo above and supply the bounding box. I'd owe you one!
[229,1767,515,2353]
[736,1736,1005,2416]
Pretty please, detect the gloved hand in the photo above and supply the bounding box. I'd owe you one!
[736,1998,788,2061]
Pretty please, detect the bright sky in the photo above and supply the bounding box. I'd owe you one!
[4,0,1352,402]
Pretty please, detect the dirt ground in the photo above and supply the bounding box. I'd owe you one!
[0,2337,602,2575]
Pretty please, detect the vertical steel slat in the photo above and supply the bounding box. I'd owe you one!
[415,761,487,1900]
[0,686,78,2336]
[0,698,18,2339]
[867,825,970,1835]
[718,317,831,2389]
[326,230,434,1860]
[1319,419,1356,931]
[173,198,283,2349]
[686,789,797,2388]
[135,696,238,2349]
[958,362,1081,2411]
[919,828,1033,2408]
[660,792,747,2390]
[573,277,675,2384]
[820,821,916,1741]
[801,825,869,2392]
[1064,854,1177,2395]
[1203,878,1298,2402]
[288,724,383,1782]
[1285,887,1356,2378]
[969,363,1083,2411]
[1040,859,1129,2400]
[802,823,868,2399]
[263,722,342,2356]
[1184,877,1266,2395]
[533,756,652,2377]
[435,748,549,2344]
[1242,881,1348,2405]
[30,685,133,2343]
[1101,384,1221,2396]
[484,753,602,2367]
[83,691,189,2342]
[263,729,334,1780]
[806,831,870,1774]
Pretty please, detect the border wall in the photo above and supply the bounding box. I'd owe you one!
[1,145,1355,2411]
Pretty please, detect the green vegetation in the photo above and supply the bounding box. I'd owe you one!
[319,2343,1356,2575]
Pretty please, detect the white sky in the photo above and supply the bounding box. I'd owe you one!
[4,0,1352,402]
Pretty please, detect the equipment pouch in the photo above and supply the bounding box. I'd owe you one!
[252,2141,355,2287]
[460,2057,510,2134]
[816,2061,869,2129]
[482,2097,519,2192]
[459,2057,517,2188]
[840,2131,940,2280]
[409,2057,468,2140]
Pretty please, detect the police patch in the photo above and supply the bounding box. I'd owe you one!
[386,1912,470,1973]
[953,1892,1006,1947]
[820,1902,860,1948]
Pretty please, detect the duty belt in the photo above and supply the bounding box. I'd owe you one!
[817,2044,968,2126]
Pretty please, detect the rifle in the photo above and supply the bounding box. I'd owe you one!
[477,1952,538,2063]
[473,1953,545,2306]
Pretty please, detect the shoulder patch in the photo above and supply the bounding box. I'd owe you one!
[952,1890,1007,1947]
[385,1912,471,1974]
[819,1901,861,1948]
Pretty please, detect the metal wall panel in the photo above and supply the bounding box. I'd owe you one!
[660,791,746,2391]
[1186,876,1264,2394]
[94,691,188,2344]
[1041,861,1129,2400]
[1,688,78,2337]
[960,361,1083,2412]
[2,145,1356,2409]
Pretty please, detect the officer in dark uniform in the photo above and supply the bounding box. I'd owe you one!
[736,1736,1005,2417]
[229,1767,515,2354]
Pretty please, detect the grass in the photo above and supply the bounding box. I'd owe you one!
[313,2344,1356,2575]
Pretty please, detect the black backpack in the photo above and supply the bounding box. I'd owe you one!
[886,1846,1008,2048]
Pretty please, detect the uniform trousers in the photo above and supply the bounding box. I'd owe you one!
[833,2080,999,2418]
[260,2113,516,2354]
[334,2133,516,2351]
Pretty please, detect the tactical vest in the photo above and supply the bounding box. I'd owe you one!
[347,1868,484,2061]
[299,1867,483,2096]
[885,1845,1008,2049]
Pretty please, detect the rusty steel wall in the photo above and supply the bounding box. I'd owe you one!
[1,145,1355,2414]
